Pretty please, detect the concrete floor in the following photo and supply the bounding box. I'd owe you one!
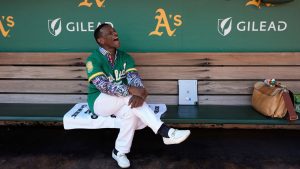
[0,126,300,169]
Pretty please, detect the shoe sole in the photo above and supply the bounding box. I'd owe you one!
[164,130,191,145]
[112,152,130,168]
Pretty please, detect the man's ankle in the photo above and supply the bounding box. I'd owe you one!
[157,123,170,138]
[113,148,119,155]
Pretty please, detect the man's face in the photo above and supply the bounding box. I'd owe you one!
[98,25,120,49]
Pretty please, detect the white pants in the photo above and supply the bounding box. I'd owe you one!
[94,93,164,154]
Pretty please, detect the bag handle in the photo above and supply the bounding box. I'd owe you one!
[282,91,298,121]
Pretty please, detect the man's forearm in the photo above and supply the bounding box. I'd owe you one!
[127,71,148,99]
[127,71,144,88]
[91,75,129,97]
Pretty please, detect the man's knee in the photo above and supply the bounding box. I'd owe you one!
[117,108,136,120]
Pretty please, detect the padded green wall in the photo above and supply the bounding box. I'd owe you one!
[0,0,299,52]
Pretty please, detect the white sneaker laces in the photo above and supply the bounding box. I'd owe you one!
[170,129,177,137]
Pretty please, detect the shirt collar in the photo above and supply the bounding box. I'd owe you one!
[98,47,117,58]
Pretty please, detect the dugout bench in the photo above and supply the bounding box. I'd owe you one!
[0,52,300,129]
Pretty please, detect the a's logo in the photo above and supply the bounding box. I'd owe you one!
[218,17,232,36]
[246,0,272,8]
[246,0,294,8]
[149,8,182,37]
[48,17,113,37]
[48,18,62,36]
[79,0,106,8]
[0,16,15,38]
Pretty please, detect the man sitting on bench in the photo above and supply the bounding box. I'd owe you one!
[85,23,191,168]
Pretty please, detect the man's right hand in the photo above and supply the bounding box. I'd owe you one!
[128,95,144,108]
[128,86,148,100]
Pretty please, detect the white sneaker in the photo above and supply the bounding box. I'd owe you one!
[163,128,191,145]
[112,151,130,168]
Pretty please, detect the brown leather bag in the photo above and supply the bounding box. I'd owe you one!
[252,81,298,121]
